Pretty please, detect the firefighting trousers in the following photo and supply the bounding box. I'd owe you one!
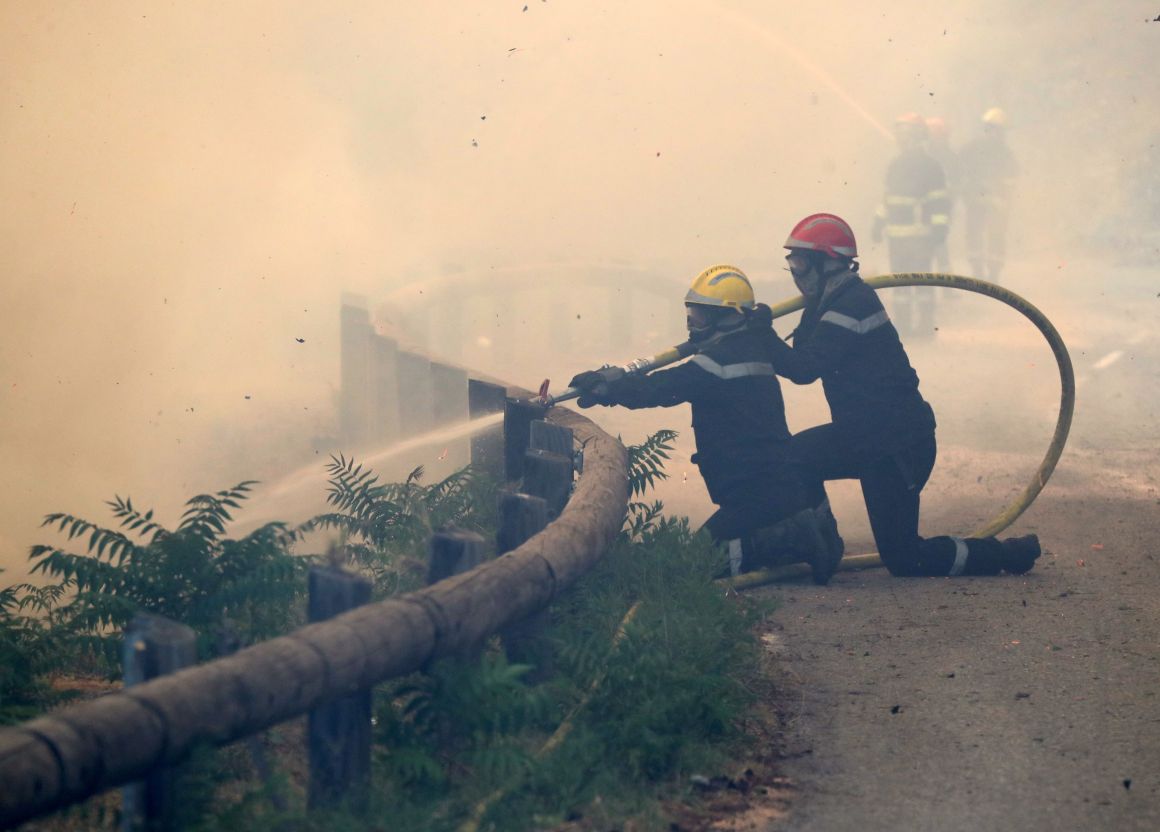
[701,467,816,544]
[787,423,1006,577]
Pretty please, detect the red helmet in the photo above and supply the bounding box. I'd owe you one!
[925,116,948,139]
[894,111,928,143]
[784,213,858,259]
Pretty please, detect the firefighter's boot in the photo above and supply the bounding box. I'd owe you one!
[1000,534,1041,575]
[741,517,801,572]
[811,500,845,586]
[954,535,1041,576]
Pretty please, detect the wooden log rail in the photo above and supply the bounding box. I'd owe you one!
[0,403,627,829]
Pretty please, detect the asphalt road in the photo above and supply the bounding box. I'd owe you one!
[756,451,1160,832]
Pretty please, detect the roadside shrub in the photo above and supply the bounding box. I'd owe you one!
[299,456,499,596]
[0,571,61,723]
[27,482,307,664]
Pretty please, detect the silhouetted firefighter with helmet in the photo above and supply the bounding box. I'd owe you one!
[568,265,845,584]
[765,212,1041,578]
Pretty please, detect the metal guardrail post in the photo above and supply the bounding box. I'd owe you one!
[120,614,197,832]
[307,566,374,813]
[468,379,507,479]
[497,493,552,682]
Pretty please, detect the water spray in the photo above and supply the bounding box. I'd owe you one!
[232,411,507,533]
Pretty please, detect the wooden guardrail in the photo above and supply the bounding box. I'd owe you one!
[0,401,628,829]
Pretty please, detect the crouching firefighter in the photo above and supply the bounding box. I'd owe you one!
[763,213,1041,578]
[568,264,845,584]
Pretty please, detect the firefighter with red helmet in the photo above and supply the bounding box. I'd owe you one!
[871,113,951,336]
[755,213,1041,578]
[959,107,1019,282]
[569,265,844,583]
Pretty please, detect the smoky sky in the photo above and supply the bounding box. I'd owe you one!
[2,1,1156,572]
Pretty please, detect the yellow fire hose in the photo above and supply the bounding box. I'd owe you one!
[728,272,1075,590]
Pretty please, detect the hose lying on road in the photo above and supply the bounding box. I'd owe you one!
[728,272,1076,590]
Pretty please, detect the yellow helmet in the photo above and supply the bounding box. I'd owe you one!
[982,107,1008,127]
[685,264,755,310]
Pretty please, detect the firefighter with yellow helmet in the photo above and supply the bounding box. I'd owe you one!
[871,112,952,337]
[568,265,845,583]
[959,107,1020,282]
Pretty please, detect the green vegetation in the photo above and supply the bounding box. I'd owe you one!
[25,483,307,665]
[0,569,61,723]
[300,457,498,595]
[2,431,775,831]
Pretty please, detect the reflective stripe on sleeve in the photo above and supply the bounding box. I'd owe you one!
[818,309,889,334]
[949,537,969,576]
[690,354,776,379]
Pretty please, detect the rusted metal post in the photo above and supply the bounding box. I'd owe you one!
[121,614,197,832]
[529,420,574,458]
[497,493,553,681]
[496,492,549,559]
[522,449,573,520]
[307,567,373,813]
[503,399,545,482]
[428,529,486,585]
[468,379,507,479]
[525,421,575,519]
[429,529,488,662]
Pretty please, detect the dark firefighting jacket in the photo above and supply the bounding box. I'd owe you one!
[766,275,936,457]
[604,327,792,506]
[874,148,951,243]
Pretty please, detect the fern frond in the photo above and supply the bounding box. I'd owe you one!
[625,429,678,498]
[178,481,256,536]
[107,496,170,543]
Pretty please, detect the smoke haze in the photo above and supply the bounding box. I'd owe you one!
[3,1,1157,573]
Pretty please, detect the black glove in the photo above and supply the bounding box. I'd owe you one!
[745,303,782,343]
[568,366,626,408]
[746,303,774,331]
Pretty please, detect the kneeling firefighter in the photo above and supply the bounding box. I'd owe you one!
[763,212,1041,577]
[568,265,845,583]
